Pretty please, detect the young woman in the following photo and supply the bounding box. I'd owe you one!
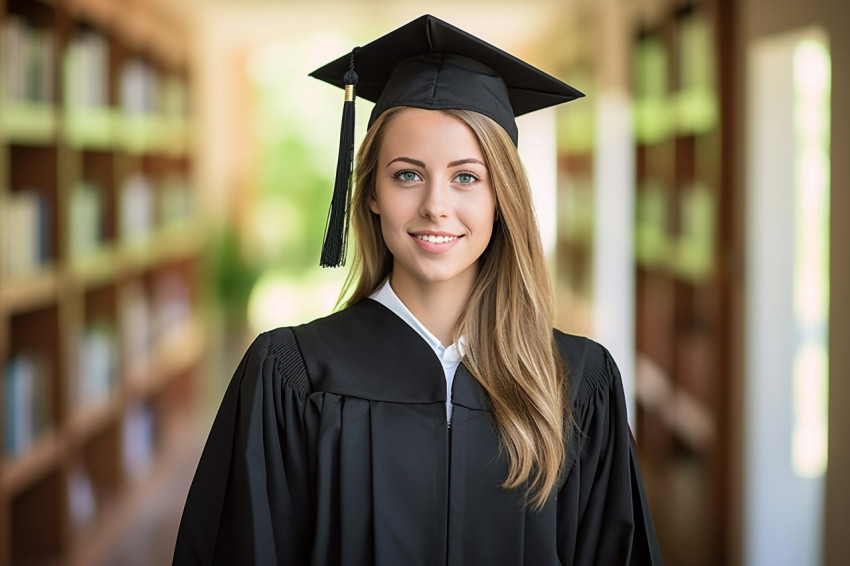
[174,15,661,566]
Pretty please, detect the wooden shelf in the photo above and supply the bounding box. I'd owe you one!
[68,247,121,290]
[65,0,117,28]
[0,101,58,145]
[635,354,715,453]
[67,395,121,445]
[1,431,62,495]
[64,107,118,150]
[115,114,188,155]
[66,224,203,289]
[0,266,60,313]
[154,221,205,261]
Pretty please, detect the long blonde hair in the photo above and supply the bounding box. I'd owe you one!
[341,107,572,509]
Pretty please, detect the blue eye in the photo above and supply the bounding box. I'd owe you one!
[455,173,479,185]
[393,170,421,183]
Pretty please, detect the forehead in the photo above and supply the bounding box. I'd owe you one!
[378,108,484,162]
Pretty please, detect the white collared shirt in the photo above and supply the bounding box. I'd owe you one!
[369,279,464,422]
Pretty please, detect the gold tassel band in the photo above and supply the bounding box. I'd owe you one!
[345,84,356,102]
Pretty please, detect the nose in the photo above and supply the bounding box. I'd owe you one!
[419,180,451,220]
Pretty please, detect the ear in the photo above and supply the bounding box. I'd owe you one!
[369,197,380,215]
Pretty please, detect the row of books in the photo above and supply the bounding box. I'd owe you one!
[3,352,51,457]
[1,15,56,103]
[67,172,195,261]
[0,189,51,278]
[121,172,195,241]
[65,47,189,116]
[0,176,194,278]
[114,276,193,370]
[71,292,193,415]
[120,271,193,360]
[67,402,156,529]
[2,288,192,439]
[2,16,189,116]
[632,9,718,141]
[75,279,191,405]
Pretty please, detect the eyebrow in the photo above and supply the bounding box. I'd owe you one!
[386,157,486,168]
[386,157,425,168]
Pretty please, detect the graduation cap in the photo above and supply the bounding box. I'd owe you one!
[310,14,584,267]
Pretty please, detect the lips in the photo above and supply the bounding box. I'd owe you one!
[409,231,463,253]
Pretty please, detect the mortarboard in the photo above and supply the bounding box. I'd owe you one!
[310,14,584,267]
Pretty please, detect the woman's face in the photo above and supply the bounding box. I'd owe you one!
[370,108,496,292]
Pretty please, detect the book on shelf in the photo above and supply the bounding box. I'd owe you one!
[67,463,97,530]
[120,173,155,244]
[120,57,160,116]
[122,402,156,481]
[152,272,191,342]
[119,280,152,372]
[3,352,51,458]
[77,322,119,409]
[672,181,716,281]
[64,28,109,110]
[0,188,52,279]
[1,14,56,104]
[69,181,105,261]
[676,9,718,134]
[558,173,594,245]
[159,172,194,228]
[556,67,594,155]
[633,34,673,144]
[635,180,672,267]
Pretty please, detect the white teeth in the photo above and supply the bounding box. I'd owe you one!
[415,234,458,244]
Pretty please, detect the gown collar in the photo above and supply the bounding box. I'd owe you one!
[294,297,490,411]
[369,278,465,361]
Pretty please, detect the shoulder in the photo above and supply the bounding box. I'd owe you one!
[552,329,620,408]
[236,302,381,402]
[239,327,311,399]
[263,300,444,402]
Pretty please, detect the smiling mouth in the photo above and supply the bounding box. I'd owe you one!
[412,234,461,244]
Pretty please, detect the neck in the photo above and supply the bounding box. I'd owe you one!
[389,270,474,347]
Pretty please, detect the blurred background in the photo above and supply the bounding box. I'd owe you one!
[0,0,846,564]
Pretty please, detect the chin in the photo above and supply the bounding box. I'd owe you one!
[408,264,476,286]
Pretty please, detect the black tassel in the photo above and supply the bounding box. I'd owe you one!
[320,49,359,267]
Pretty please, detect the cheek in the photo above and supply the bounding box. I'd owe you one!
[466,194,497,230]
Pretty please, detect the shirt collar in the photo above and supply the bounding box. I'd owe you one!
[369,279,465,361]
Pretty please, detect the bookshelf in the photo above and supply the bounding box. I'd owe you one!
[0,1,203,565]
[554,64,595,336]
[630,1,734,564]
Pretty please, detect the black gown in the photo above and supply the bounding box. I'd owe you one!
[173,299,662,565]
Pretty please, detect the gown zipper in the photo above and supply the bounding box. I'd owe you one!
[446,415,452,564]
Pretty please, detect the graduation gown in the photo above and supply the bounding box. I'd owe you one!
[173,299,662,565]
